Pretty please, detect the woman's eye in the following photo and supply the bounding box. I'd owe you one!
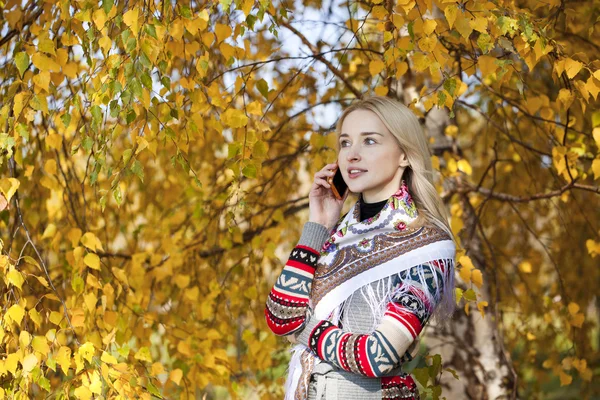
[340,140,349,147]
[365,138,376,144]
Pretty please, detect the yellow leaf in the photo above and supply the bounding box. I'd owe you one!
[586,239,600,257]
[101,351,117,364]
[32,336,50,356]
[571,313,585,328]
[591,159,600,180]
[21,354,38,374]
[478,55,498,78]
[99,36,112,55]
[526,332,536,340]
[423,19,437,35]
[56,346,72,374]
[31,53,61,72]
[169,368,183,385]
[374,86,388,96]
[215,23,232,43]
[0,178,20,203]
[123,8,139,36]
[87,370,102,394]
[247,101,262,116]
[33,70,51,92]
[221,108,248,128]
[41,223,56,239]
[5,304,24,325]
[49,311,63,326]
[19,331,31,347]
[369,60,385,76]
[557,88,574,110]
[29,308,42,327]
[392,14,405,30]
[45,133,63,150]
[412,53,430,72]
[110,267,127,286]
[564,58,583,79]
[567,302,580,316]
[445,125,458,137]
[73,386,92,400]
[134,347,152,363]
[559,370,572,386]
[5,353,19,375]
[469,16,488,33]
[444,4,458,29]
[93,9,107,30]
[418,36,437,52]
[84,253,101,270]
[519,261,532,273]
[477,301,488,317]
[6,269,24,290]
[78,342,96,363]
[457,159,472,175]
[151,362,165,376]
[471,269,483,288]
[458,255,475,283]
[455,15,473,39]
[81,232,104,251]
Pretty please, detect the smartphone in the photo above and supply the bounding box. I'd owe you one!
[326,165,348,200]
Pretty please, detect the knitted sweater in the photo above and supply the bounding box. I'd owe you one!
[266,218,446,399]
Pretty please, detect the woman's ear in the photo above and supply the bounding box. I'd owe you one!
[398,151,410,168]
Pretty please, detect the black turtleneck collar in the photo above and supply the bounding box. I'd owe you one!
[359,196,388,221]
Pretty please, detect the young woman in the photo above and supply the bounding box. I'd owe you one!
[265,96,456,400]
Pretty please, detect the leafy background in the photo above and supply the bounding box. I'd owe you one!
[0,0,598,398]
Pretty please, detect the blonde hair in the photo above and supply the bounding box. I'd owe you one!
[335,95,457,326]
[334,95,455,242]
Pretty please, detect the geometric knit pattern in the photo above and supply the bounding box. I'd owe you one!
[265,244,320,336]
[305,262,445,378]
[381,375,420,399]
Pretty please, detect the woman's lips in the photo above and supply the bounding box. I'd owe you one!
[348,170,366,179]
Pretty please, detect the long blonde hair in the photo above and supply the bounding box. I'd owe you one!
[334,95,455,244]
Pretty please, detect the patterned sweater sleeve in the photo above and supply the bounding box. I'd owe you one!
[264,222,331,336]
[294,262,446,378]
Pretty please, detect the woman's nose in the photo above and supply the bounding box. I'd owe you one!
[346,146,361,161]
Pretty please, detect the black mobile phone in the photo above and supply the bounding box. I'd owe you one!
[328,166,348,200]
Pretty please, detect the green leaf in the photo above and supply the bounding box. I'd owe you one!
[443,78,457,97]
[412,367,429,387]
[61,113,71,128]
[147,380,162,398]
[228,142,241,158]
[141,72,153,89]
[103,0,114,14]
[144,24,157,39]
[91,105,103,126]
[463,288,477,301]
[126,110,137,124]
[15,52,29,78]
[113,186,123,206]
[82,136,94,152]
[246,15,257,30]
[256,79,269,98]
[71,275,84,295]
[242,163,257,179]
[130,78,143,98]
[180,5,192,18]
[131,160,144,182]
[16,123,29,140]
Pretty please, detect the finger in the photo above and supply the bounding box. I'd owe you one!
[315,169,335,178]
[314,178,331,188]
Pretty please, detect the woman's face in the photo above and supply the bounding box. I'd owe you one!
[337,109,409,203]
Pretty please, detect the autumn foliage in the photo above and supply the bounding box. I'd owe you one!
[0,0,598,398]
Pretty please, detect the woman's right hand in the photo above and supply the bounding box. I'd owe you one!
[308,163,349,231]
